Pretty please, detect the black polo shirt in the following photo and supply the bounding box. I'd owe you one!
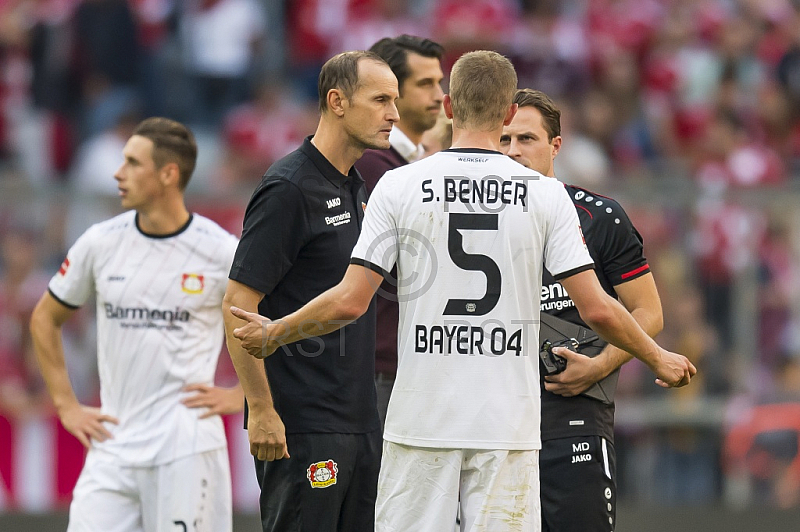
[230,136,378,434]
[540,185,650,443]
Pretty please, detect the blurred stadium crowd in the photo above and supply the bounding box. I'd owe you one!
[2,0,800,513]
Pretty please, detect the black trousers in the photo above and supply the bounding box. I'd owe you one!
[255,430,382,532]
[541,435,617,532]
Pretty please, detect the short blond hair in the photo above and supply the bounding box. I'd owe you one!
[449,51,517,130]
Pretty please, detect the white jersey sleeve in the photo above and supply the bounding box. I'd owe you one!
[49,225,99,308]
[543,182,594,279]
[351,173,398,274]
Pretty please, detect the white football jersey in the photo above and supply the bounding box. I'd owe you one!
[351,150,593,450]
[49,211,239,465]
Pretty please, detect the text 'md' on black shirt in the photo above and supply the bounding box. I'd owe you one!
[230,136,378,434]
[540,184,650,443]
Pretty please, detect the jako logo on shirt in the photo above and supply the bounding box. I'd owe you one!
[326,197,341,209]
[181,274,204,294]
[307,460,338,488]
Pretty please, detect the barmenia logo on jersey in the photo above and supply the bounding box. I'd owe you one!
[181,273,204,294]
[307,460,338,488]
[325,211,351,226]
[104,304,190,322]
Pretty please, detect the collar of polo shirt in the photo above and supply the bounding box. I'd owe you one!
[389,127,424,163]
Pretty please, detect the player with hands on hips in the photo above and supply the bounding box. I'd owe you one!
[30,117,241,532]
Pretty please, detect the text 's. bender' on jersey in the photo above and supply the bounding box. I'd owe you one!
[351,149,594,450]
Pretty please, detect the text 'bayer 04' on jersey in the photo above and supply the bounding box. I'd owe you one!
[350,149,594,450]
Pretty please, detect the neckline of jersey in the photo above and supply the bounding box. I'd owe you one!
[135,213,194,239]
[444,148,503,155]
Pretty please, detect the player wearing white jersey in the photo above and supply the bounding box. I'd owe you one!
[31,118,241,532]
[229,51,696,531]
[357,150,589,450]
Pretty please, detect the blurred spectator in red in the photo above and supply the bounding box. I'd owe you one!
[13,0,81,180]
[217,80,315,192]
[690,195,767,349]
[757,215,800,370]
[0,225,51,418]
[505,1,592,100]
[285,0,368,99]
[333,0,429,55]
[724,363,800,508]
[586,0,664,64]
[694,109,786,190]
[431,0,518,70]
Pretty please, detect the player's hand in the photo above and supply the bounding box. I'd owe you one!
[230,306,281,359]
[182,384,244,418]
[652,349,696,388]
[58,403,119,449]
[247,404,290,461]
[544,347,603,396]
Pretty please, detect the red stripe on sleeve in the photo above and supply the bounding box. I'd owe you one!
[621,264,650,280]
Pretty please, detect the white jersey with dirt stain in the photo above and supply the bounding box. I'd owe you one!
[351,149,594,450]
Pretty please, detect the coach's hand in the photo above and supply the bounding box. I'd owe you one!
[182,384,244,418]
[230,306,281,359]
[651,348,696,388]
[545,347,602,396]
[248,404,290,461]
[58,402,119,449]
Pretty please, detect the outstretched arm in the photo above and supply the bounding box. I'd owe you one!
[230,264,384,358]
[559,270,694,388]
[30,292,118,448]
[546,273,662,395]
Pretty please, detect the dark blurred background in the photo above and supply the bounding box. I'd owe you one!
[2,0,800,529]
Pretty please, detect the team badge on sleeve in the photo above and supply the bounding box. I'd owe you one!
[181,273,205,294]
[307,460,338,488]
[58,257,70,276]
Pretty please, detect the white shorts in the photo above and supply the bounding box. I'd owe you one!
[67,448,232,532]
[376,441,540,532]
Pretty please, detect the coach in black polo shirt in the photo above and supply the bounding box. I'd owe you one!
[222,51,399,532]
